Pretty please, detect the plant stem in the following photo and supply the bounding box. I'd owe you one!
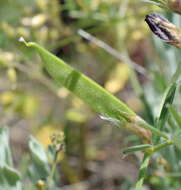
[49,151,58,180]
[135,153,150,190]
[48,151,59,188]
[136,118,169,139]
[77,29,147,76]
[135,140,173,189]
[151,140,173,153]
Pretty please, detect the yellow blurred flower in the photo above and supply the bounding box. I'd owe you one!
[35,125,60,148]
[66,109,87,123]
[0,91,14,105]
[22,95,39,118]
[7,68,17,84]
[105,62,130,93]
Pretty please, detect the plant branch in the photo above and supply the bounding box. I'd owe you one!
[77,29,147,76]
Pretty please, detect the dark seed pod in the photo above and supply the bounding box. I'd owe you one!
[145,13,181,48]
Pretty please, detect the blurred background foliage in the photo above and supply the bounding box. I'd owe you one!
[0,0,181,189]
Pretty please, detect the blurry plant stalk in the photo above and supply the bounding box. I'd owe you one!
[150,0,181,14]
[145,13,181,48]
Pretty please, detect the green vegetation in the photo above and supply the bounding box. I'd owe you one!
[0,0,181,189]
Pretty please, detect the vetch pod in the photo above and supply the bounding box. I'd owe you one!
[20,38,169,142]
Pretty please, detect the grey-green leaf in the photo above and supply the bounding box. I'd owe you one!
[28,136,50,181]
[0,126,13,167]
[0,166,22,190]
[0,126,22,190]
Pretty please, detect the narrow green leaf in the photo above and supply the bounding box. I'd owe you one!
[122,144,152,154]
[142,0,166,7]
[142,0,160,4]
[169,106,181,129]
[0,126,13,167]
[156,82,176,130]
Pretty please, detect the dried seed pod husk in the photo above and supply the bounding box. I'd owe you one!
[145,13,181,48]
[127,115,152,143]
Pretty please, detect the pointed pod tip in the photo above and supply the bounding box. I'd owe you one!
[19,37,27,44]
[18,37,36,48]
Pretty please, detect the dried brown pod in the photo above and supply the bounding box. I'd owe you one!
[145,13,181,48]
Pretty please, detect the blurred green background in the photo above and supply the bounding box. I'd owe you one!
[0,0,181,189]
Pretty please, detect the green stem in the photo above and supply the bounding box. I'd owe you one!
[122,144,152,154]
[49,151,58,180]
[151,140,173,153]
[137,119,169,140]
[135,153,150,190]
[135,140,173,189]
[48,151,59,188]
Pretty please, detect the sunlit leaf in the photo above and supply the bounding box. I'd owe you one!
[105,62,130,93]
